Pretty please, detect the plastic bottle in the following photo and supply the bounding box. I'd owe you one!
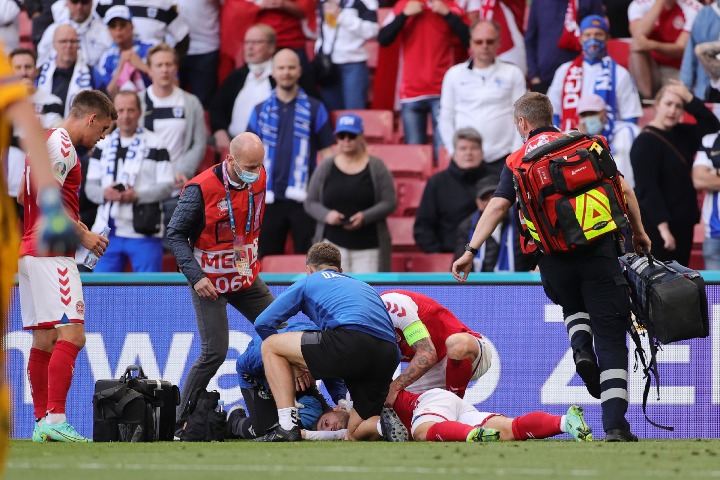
[83,226,110,270]
[216,400,225,413]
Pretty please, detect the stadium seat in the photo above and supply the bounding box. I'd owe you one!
[162,253,178,272]
[19,12,33,49]
[368,144,433,179]
[391,252,408,272]
[330,109,394,144]
[436,146,451,174]
[261,254,307,272]
[197,145,218,174]
[387,216,419,251]
[639,106,655,128]
[404,252,454,272]
[377,7,393,25]
[606,39,630,70]
[689,247,705,271]
[366,40,379,69]
[392,177,426,217]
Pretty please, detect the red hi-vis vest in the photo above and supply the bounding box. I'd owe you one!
[185,165,267,293]
[507,130,629,255]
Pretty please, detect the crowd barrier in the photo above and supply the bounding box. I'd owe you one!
[5,272,719,439]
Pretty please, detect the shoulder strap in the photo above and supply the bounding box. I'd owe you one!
[642,128,689,167]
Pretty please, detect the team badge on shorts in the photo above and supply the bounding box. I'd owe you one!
[76,300,85,315]
[53,162,67,176]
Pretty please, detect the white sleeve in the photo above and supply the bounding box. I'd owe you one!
[615,66,643,120]
[693,133,717,168]
[47,129,78,186]
[37,25,56,67]
[303,429,348,441]
[438,66,459,155]
[0,0,21,24]
[337,8,379,41]
[680,0,701,32]
[547,62,570,116]
[627,0,650,23]
[380,292,421,330]
[166,8,191,44]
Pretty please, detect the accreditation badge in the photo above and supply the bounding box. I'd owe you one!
[233,235,254,277]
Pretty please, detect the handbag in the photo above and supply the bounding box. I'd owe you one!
[313,14,340,85]
[132,202,162,235]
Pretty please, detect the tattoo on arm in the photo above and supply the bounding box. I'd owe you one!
[391,338,438,390]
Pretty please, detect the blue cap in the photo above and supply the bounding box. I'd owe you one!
[579,15,609,33]
[334,113,364,135]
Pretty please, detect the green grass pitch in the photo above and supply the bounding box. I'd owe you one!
[6,439,720,480]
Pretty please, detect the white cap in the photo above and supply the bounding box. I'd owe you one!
[103,5,132,25]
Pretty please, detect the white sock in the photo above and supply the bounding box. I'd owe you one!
[376,420,383,436]
[559,415,567,433]
[45,413,66,425]
[278,407,298,430]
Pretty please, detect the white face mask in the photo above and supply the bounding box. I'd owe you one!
[580,115,604,135]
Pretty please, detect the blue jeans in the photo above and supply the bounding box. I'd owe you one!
[179,50,219,108]
[401,97,441,160]
[320,61,369,110]
[94,232,163,272]
[703,236,720,270]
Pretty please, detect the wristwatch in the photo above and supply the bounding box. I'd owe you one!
[464,243,479,255]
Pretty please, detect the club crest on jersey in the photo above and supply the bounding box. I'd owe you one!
[173,107,184,118]
[76,301,85,315]
[53,161,67,176]
[217,198,229,213]
[147,7,158,18]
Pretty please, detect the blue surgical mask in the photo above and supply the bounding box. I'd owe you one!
[582,38,606,63]
[581,115,604,135]
[232,162,260,184]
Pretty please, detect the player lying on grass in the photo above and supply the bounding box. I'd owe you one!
[310,388,593,442]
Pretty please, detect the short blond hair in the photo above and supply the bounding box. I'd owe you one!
[306,242,342,270]
[147,43,179,67]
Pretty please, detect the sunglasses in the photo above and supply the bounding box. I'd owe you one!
[472,38,497,46]
[336,132,358,140]
[69,0,92,4]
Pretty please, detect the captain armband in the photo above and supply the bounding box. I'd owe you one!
[403,321,430,346]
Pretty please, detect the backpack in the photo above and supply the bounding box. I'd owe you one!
[511,131,629,255]
[176,388,227,442]
[619,252,709,431]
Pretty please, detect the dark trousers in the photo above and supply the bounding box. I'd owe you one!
[179,50,219,108]
[259,200,315,257]
[645,219,695,267]
[175,278,274,422]
[538,236,631,432]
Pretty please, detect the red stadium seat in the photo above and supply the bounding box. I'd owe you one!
[639,106,655,128]
[606,39,631,70]
[387,217,419,251]
[377,7,393,25]
[162,253,178,272]
[365,40,379,69]
[197,146,218,175]
[436,146,451,174]
[391,252,408,272]
[404,252,454,272]
[368,144,433,179]
[330,109,394,144]
[260,254,308,272]
[392,177,426,217]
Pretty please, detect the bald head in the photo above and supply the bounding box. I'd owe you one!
[272,49,302,93]
[228,133,265,184]
[53,25,79,68]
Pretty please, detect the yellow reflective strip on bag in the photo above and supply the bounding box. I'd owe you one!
[574,187,617,240]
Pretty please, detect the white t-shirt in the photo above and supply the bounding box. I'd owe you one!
[627,0,701,32]
[143,85,186,166]
[96,0,190,47]
[176,0,220,55]
[229,62,273,137]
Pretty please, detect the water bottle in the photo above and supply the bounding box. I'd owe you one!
[216,400,225,413]
[83,226,110,270]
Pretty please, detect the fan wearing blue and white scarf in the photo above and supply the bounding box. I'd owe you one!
[36,52,94,118]
[257,88,312,204]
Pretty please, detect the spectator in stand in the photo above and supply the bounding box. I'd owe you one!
[0,0,21,53]
[210,25,277,154]
[7,48,64,209]
[304,113,397,273]
[315,0,379,110]
[575,94,639,189]
[692,128,720,269]
[37,0,113,68]
[377,0,470,159]
[142,43,207,247]
[37,25,96,118]
[473,0,527,73]
[247,49,335,257]
[630,80,720,266]
[414,127,486,254]
[438,19,526,177]
[455,175,535,272]
[525,0,603,94]
[85,91,174,272]
[94,5,154,98]
[547,15,642,134]
[26,0,57,47]
[176,0,220,108]
[628,0,703,100]
[96,0,190,56]
[680,0,720,101]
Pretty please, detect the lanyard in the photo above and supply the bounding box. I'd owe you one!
[221,161,254,236]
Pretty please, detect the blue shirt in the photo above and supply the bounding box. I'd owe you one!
[680,4,720,100]
[246,96,335,201]
[94,39,154,92]
[254,270,397,345]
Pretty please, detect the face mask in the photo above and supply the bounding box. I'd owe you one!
[582,38,606,62]
[233,162,260,184]
[580,115,604,135]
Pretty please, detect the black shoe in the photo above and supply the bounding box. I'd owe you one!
[604,429,639,442]
[574,350,601,399]
[254,424,302,442]
[379,407,409,442]
[225,405,247,439]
